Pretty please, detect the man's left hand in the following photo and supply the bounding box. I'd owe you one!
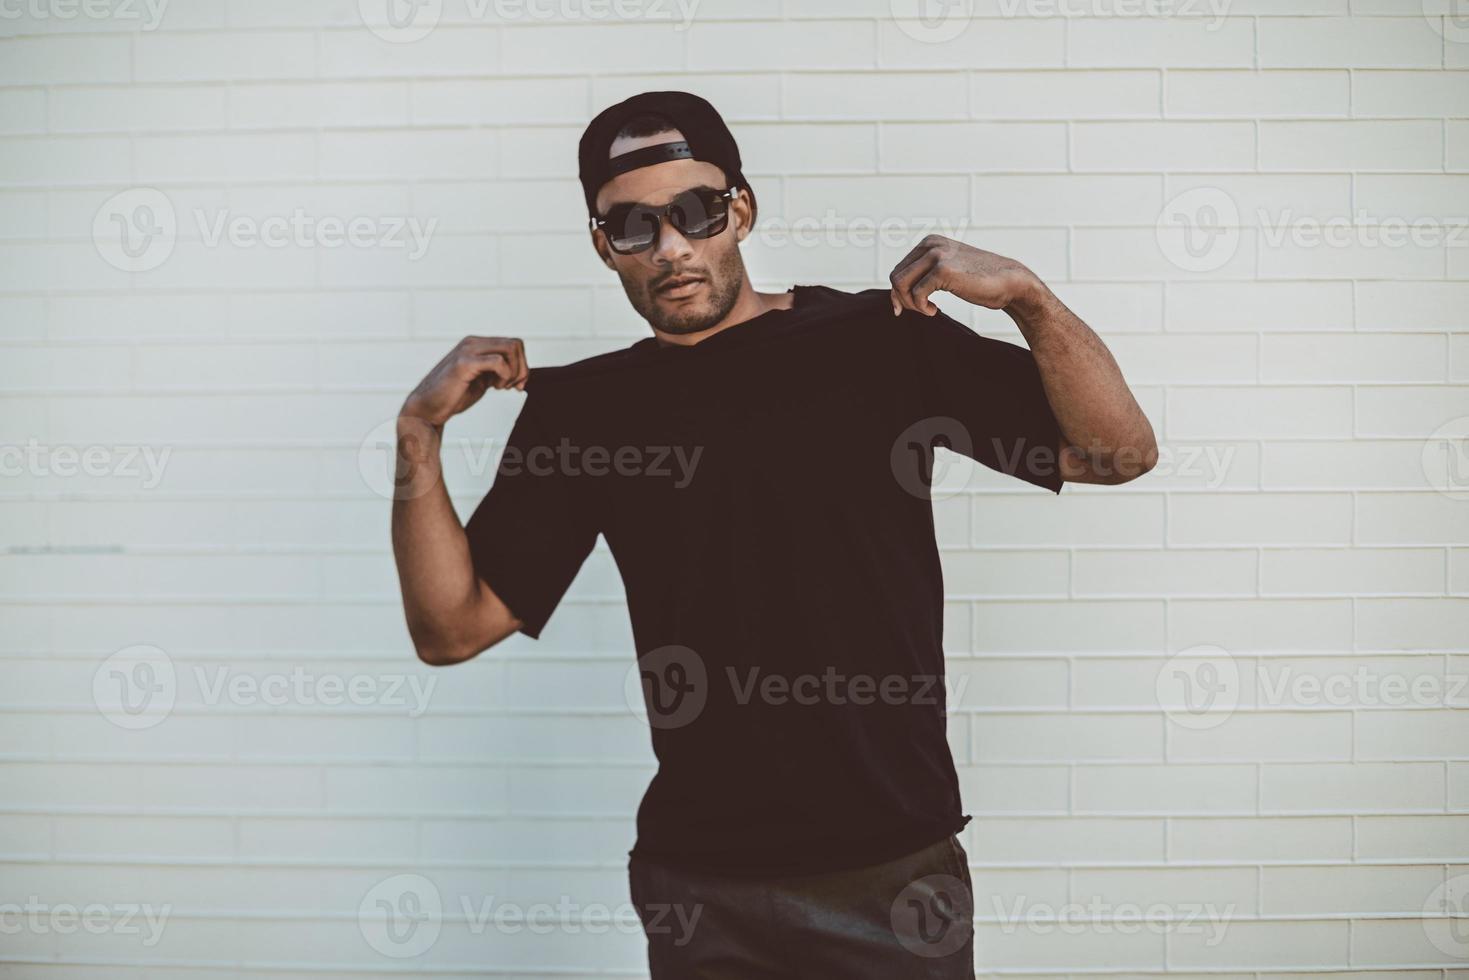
[888,235,1042,317]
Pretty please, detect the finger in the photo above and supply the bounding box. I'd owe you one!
[910,267,944,316]
[464,352,515,389]
[888,240,933,283]
[464,338,527,389]
[888,246,933,314]
[890,251,940,315]
[512,339,529,389]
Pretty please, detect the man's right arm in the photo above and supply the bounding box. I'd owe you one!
[391,336,529,667]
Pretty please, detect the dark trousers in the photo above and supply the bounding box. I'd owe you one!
[629,834,975,979]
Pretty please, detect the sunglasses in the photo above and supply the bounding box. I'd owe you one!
[592,185,737,255]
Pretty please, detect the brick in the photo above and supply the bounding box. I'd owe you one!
[880,121,1067,172]
[0,35,130,84]
[1260,120,1443,171]
[1354,70,1469,117]
[1169,816,1352,861]
[1073,549,1257,597]
[693,20,874,70]
[135,30,315,81]
[1167,70,1350,118]
[879,16,1065,68]
[972,175,1162,224]
[1259,16,1444,67]
[0,89,45,133]
[1262,332,1445,382]
[785,72,969,120]
[1261,761,1445,810]
[1358,282,1469,330]
[1171,493,1353,546]
[972,70,1160,119]
[1070,17,1254,68]
[1167,280,1353,331]
[1074,121,1256,172]
[1262,547,1445,595]
[1075,763,1258,813]
[1168,386,1353,439]
[318,25,499,77]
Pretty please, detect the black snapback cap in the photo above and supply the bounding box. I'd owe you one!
[577,90,754,222]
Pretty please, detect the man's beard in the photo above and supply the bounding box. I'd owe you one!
[622,245,745,336]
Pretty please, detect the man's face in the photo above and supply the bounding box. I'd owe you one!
[592,129,752,336]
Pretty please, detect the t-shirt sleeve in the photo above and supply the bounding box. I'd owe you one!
[906,308,1066,494]
[463,396,599,638]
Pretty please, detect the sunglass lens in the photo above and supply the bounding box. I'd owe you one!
[609,205,659,253]
[670,190,728,239]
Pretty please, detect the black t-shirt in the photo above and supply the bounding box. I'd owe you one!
[464,284,1065,876]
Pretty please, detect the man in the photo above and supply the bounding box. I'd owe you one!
[392,91,1156,977]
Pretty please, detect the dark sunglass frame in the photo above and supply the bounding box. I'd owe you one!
[591,186,738,255]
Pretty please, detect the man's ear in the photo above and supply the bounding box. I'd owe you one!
[731,187,756,244]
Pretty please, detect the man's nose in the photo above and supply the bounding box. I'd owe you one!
[650,218,694,264]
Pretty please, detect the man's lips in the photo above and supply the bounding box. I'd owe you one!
[656,276,705,297]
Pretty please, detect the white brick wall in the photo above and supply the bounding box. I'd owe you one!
[2,1,1467,976]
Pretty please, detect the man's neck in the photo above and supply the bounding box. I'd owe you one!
[651,286,794,348]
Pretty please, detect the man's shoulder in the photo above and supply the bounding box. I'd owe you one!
[523,342,648,397]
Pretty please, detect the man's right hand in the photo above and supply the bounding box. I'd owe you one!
[401,336,529,427]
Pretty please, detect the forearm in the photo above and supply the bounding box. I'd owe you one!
[390,418,513,664]
[1006,281,1158,481]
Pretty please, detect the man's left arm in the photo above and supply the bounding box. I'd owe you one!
[889,235,1159,486]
